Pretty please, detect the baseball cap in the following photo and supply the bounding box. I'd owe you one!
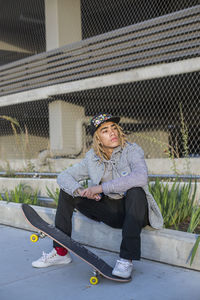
[90,113,120,136]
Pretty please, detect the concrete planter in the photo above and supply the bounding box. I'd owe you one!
[0,201,199,271]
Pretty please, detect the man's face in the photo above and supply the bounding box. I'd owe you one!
[97,121,120,150]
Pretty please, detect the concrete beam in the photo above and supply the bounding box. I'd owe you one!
[0,57,199,107]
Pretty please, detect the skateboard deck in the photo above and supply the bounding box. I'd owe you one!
[22,204,131,284]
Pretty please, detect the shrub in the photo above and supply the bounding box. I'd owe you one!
[0,183,38,205]
[149,179,198,231]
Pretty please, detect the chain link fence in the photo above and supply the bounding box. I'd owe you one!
[0,0,199,174]
[81,0,199,38]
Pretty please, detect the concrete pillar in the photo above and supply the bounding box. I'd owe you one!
[49,101,85,156]
[45,0,82,51]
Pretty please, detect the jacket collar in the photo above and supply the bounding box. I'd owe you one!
[92,145,123,162]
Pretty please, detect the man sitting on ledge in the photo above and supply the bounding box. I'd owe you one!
[32,113,163,279]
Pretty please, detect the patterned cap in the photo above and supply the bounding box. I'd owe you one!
[90,113,120,136]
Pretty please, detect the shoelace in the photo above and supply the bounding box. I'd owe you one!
[40,250,57,262]
[116,259,132,271]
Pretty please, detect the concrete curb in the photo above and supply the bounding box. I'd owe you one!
[0,201,199,271]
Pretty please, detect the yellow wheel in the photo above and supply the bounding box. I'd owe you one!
[30,234,39,243]
[90,276,99,285]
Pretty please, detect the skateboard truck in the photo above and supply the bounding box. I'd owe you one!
[90,269,100,285]
[30,232,46,243]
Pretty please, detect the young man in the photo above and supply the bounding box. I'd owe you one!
[32,113,163,279]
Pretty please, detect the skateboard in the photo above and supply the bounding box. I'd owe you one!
[22,203,131,284]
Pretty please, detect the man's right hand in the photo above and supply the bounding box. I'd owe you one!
[77,188,101,201]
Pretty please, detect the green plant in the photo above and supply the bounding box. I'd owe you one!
[188,206,200,266]
[179,103,190,173]
[187,205,200,233]
[82,180,88,188]
[46,186,60,206]
[149,178,200,266]
[149,179,197,229]
[190,236,200,266]
[0,183,38,205]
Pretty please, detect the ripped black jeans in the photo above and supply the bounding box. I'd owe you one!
[53,187,149,260]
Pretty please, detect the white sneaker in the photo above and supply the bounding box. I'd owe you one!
[32,248,72,268]
[112,258,133,278]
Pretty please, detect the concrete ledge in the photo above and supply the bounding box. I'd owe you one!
[1,157,200,175]
[0,201,199,271]
[0,177,200,204]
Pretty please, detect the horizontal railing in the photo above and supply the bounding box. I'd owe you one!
[0,172,199,180]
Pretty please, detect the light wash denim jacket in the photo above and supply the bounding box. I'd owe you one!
[57,142,163,229]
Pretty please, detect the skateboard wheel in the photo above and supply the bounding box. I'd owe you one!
[30,234,39,242]
[90,276,99,285]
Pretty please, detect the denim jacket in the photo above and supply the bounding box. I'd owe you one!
[57,142,163,229]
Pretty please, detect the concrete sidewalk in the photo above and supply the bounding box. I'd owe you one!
[0,225,199,300]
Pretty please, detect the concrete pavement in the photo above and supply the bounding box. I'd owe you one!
[0,224,200,300]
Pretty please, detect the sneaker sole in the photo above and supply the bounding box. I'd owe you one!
[112,270,132,279]
[32,258,72,268]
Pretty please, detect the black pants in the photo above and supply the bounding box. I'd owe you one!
[53,187,149,260]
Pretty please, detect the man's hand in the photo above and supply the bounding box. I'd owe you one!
[78,185,103,201]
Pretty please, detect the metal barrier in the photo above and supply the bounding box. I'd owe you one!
[0,172,199,180]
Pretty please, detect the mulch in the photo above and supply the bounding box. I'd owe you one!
[169,217,200,234]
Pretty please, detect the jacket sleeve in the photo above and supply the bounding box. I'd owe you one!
[102,144,148,195]
[57,152,90,196]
